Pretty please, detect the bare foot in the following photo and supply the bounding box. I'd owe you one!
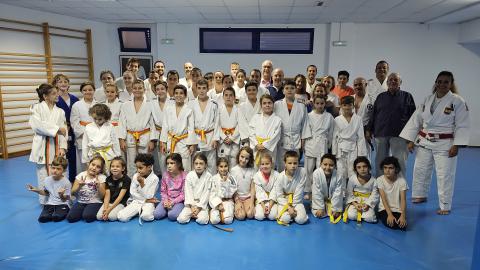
[437,209,450,215]
[412,197,427,204]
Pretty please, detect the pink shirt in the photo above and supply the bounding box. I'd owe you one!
[161,171,186,205]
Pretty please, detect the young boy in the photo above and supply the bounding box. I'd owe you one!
[116,57,140,91]
[117,153,159,222]
[331,70,354,99]
[26,156,71,222]
[118,79,158,177]
[376,156,408,230]
[230,62,240,79]
[188,78,220,174]
[273,151,308,225]
[274,79,311,172]
[311,154,343,223]
[238,81,261,146]
[333,96,367,183]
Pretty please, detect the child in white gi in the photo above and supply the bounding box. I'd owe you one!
[177,153,212,225]
[26,156,71,222]
[231,146,256,220]
[253,152,279,221]
[209,157,237,225]
[311,154,344,224]
[274,151,308,225]
[304,95,334,200]
[117,153,159,222]
[150,81,172,175]
[29,83,68,204]
[102,83,123,137]
[344,156,378,223]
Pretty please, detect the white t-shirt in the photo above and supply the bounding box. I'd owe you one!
[44,176,72,205]
[75,171,107,204]
[376,175,408,213]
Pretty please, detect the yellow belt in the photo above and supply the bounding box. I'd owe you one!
[195,129,213,143]
[93,145,112,171]
[168,132,188,153]
[127,128,151,144]
[255,136,270,166]
[276,193,293,226]
[327,199,342,224]
[222,127,235,136]
[342,191,371,223]
[255,191,270,205]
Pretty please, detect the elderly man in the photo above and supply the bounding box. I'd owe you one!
[366,60,389,100]
[179,62,193,88]
[367,73,416,176]
[267,68,285,102]
[260,59,273,88]
[306,64,318,95]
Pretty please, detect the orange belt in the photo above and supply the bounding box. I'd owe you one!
[155,124,162,133]
[111,122,118,126]
[222,127,235,136]
[168,132,188,153]
[127,128,151,144]
[79,121,91,126]
[195,128,213,143]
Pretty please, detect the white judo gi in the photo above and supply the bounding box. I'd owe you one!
[81,122,121,170]
[344,175,378,223]
[117,170,159,222]
[253,170,279,221]
[400,91,470,211]
[274,99,311,171]
[217,104,247,167]
[273,168,308,225]
[177,170,212,225]
[29,101,68,204]
[249,113,282,168]
[209,174,237,224]
[150,99,174,175]
[311,167,343,222]
[70,99,94,171]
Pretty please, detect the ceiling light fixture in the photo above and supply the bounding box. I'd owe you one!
[332,22,347,47]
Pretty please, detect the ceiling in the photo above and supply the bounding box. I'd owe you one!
[2,0,480,24]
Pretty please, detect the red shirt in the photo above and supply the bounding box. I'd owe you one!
[332,85,354,100]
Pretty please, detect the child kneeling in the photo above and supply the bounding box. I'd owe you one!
[209,158,237,225]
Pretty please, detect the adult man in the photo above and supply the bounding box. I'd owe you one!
[367,73,416,176]
[260,60,273,88]
[267,68,285,102]
[179,62,193,88]
[306,65,318,95]
[366,60,389,100]
[144,60,165,94]
[115,57,140,90]
[249,69,269,98]
[353,77,375,156]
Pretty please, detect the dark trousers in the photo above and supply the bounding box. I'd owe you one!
[66,202,102,223]
[66,134,77,182]
[38,204,69,223]
[378,210,407,231]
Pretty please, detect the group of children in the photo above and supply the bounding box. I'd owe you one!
[25,60,421,231]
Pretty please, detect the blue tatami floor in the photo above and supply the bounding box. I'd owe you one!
[1,149,479,270]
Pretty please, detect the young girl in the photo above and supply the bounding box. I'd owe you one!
[150,81,172,175]
[160,84,196,172]
[54,74,79,181]
[294,74,310,105]
[344,156,378,223]
[153,153,186,221]
[177,153,212,225]
[249,94,282,167]
[304,95,334,200]
[102,83,123,137]
[71,81,95,171]
[209,157,237,225]
[118,70,135,102]
[253,152,279,221]
[67,155,106,223]
[274,151,308,225]
[29,83,68,204]
[119,79,157,177]
[233,69,247,103]
[321,76,340,116]
[231,146,256,220]
[96,157,131,221]
[208,71,224,101]
[117,153,159,222]
[94,70,115,103]
[218,87,246,167]
[376,156,408,230]
[82,103,121,172]
[311,154,343,223]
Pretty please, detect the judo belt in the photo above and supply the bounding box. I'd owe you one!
[92,145,112,172]
[254,136,271,166]
[326,199,342,224]
[418,130,453,141]
[255,192,269,205]
[342,191,371,223]
[155,124,162,133]
[276,193,293,226]
[168,132,188,153]
[79,121,91,126]
[45,135,60,176]
[111,121,119,126]
[195,128,213,143]
[127,128,151,152]
[222,127,235,136]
